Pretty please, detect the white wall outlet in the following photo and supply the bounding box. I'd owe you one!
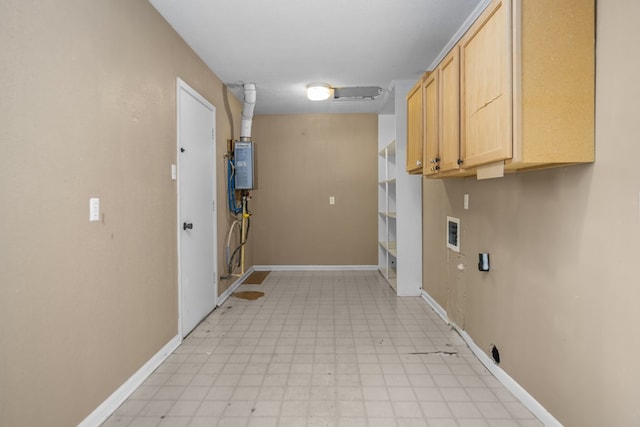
[478,253,490,271]
[329,196,335,205]
[89,197,100,222]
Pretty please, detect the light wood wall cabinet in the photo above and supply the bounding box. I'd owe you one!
[460,0,595,173]
[438,48,462,174]
[407,0,595,179]
[421,48,462,177]
[423,71,439,176]
[405,79,424,174]
[460,0,512,169]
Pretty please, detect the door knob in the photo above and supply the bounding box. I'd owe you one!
[183,222,193,230]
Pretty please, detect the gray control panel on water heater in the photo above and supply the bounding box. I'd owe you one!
[234,141,255,190]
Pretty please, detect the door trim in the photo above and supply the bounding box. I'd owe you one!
[176,77,217,337]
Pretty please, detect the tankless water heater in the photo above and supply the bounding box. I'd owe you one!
[234,141,254,190]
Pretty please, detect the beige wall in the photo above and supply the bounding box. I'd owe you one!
[422,1,640,425]
[251,114,378,266]
[4,0,637,425]
[0,1,244,425]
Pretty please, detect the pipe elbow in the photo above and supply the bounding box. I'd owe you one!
[241,82,256,139]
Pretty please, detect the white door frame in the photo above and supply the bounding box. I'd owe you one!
[176,77,217,337]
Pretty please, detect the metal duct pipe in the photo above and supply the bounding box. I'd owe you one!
[240,83,256,141]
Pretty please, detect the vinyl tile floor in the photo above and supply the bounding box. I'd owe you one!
[102,270,543,427]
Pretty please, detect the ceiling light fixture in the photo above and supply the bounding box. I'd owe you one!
[306,83,331,101]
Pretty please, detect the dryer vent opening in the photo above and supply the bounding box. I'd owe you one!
[490,344,501,364]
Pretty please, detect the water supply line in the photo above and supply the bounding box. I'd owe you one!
[240,195,249,275]
[220,196,250,280]
[225,219,241,268]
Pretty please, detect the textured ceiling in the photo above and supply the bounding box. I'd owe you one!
[149,0,487,114]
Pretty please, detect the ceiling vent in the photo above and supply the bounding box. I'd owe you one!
[332,86,383,101]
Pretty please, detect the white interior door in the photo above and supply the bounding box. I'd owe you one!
[177,79,217,337]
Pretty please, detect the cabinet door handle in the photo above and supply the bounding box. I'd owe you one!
[416,160,422,166]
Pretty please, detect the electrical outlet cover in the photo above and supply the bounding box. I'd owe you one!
[446,216,460,252]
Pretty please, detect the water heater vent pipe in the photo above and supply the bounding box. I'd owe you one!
[240,83,256,141]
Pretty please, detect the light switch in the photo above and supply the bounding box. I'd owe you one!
[171,164,177,180]
[464,194,469,210]
[89,198,100,222]
[329,196,335,205]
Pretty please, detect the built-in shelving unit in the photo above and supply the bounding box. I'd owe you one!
[378,83,422,297]
[378,139,398,290]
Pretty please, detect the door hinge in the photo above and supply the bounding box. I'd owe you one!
[212,200,215,212]
[213,274,217,284]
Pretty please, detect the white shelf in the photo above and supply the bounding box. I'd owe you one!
[378,240,397,256]
[378,139,396,156]
[378,137,398,289]
[378,178,397,185]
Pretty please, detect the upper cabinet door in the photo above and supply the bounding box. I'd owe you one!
[423,71,439,176]
[439,47,460,173]
[460,0,512,169]
[406,79,424,174]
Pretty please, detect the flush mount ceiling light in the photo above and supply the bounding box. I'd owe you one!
[306,83,331,101]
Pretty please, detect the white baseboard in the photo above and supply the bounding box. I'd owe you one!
[455,327,562,427]
[421,290,449,324]
[252,265,379,271]
[217,267,255,306]
[78,334,181,427]
[420,290,561,427]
